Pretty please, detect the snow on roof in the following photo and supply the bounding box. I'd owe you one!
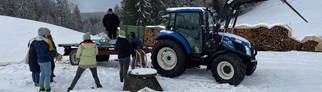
[130,68,157,75]
[145,25,166,29]
[166,7,205,13]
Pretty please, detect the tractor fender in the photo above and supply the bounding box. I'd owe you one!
[155,31,192,54]
[207,48,250,68]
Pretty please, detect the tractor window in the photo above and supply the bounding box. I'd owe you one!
[175,13,200,30]
[167,13,176,30]
[174,13,202,53]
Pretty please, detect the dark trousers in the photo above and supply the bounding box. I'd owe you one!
[32,72,40,84]
[69,67,102,89]
[107,30,117,39]
[119,57,130,82]
[51,60,55,80]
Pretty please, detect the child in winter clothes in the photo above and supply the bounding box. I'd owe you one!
[115,31,133,82]
[68,33,102,92]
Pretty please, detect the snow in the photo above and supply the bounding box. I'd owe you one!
[130,68,157,75]
[1,0,322,91]
[237,0,322,40]
[1,52,322,92]
[0,15,85,64]
[166,7,205,12]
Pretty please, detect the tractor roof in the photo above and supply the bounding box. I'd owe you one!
[166,7,205,13]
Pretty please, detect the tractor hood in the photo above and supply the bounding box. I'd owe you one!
[218,32,251,48]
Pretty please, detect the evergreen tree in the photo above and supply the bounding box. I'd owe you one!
[72,5,82,31]
[121,0,138,25]
[57,0,70,26]
[0,1,4,15]
[113,4,122,16]
[135,0,152,26]
[150,0,166,25]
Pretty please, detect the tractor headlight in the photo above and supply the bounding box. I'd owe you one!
[245,46,251,56]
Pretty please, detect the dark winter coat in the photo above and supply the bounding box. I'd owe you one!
[29,36,50,72]
[131,37,143,50]
[103,13,120,32]
[115,38,133,58]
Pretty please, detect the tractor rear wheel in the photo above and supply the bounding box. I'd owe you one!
[151,40,186,77]
[211,53,246,86]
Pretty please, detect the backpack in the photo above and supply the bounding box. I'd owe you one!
[22,38,35,64]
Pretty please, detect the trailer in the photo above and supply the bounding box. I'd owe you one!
[58,25,162,65]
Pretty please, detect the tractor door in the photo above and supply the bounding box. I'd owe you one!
[174,13,203,53]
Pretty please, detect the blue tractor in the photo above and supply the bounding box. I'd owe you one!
[151,7,257,85]
[151,0,307,85]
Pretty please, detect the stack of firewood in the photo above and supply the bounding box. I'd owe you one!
[225,25,321,51]
[143,27,163,47]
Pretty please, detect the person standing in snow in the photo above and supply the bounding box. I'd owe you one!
[47,35,62,82]
[103,8,120,39]
[68,33,102,92]
[129,32,146,69]
[115,31,133,82]
[29,27,52,91]
[27,38,41,87]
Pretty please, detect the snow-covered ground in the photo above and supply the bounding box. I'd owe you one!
[238,0,322,40]
[0,52,322,92]
[1,0,322,91]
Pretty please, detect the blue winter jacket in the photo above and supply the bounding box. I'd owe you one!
[28,36,50,72]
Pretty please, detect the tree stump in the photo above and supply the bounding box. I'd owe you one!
[123,68,163,92]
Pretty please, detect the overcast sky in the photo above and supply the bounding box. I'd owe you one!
[69,0,121,13]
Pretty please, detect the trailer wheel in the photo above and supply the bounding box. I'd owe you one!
[211,53,246,86]
[69,49,79,65]
[151,40,186,77]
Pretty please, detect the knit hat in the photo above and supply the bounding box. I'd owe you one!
[38,27,50,36]
[118,31,126,38]
[83,32,91,40]
[108,8,113,12]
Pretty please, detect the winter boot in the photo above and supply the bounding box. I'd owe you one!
[45,88,51,92]
[39,88,45,92]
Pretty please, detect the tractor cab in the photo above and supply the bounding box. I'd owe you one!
[165,7,215,54]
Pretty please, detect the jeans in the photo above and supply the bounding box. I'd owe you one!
[119,57,130,82]
[32,72,40,84]
[69,67,102,89]
[39,62,51,89]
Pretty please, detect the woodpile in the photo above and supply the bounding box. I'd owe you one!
[301,36,322,52]
[225,24,321,52]
[143,26,163,47]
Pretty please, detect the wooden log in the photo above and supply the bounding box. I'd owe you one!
[123,68,163,92]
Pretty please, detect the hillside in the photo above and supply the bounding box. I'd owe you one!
[0,15,84,64]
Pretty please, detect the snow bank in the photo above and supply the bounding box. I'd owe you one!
[0,15,84,64]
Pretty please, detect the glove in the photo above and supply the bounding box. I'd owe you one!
[56,54,63,61]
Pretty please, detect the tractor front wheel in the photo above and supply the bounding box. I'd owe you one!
[211,53,246,86]
[151,40,186,77]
